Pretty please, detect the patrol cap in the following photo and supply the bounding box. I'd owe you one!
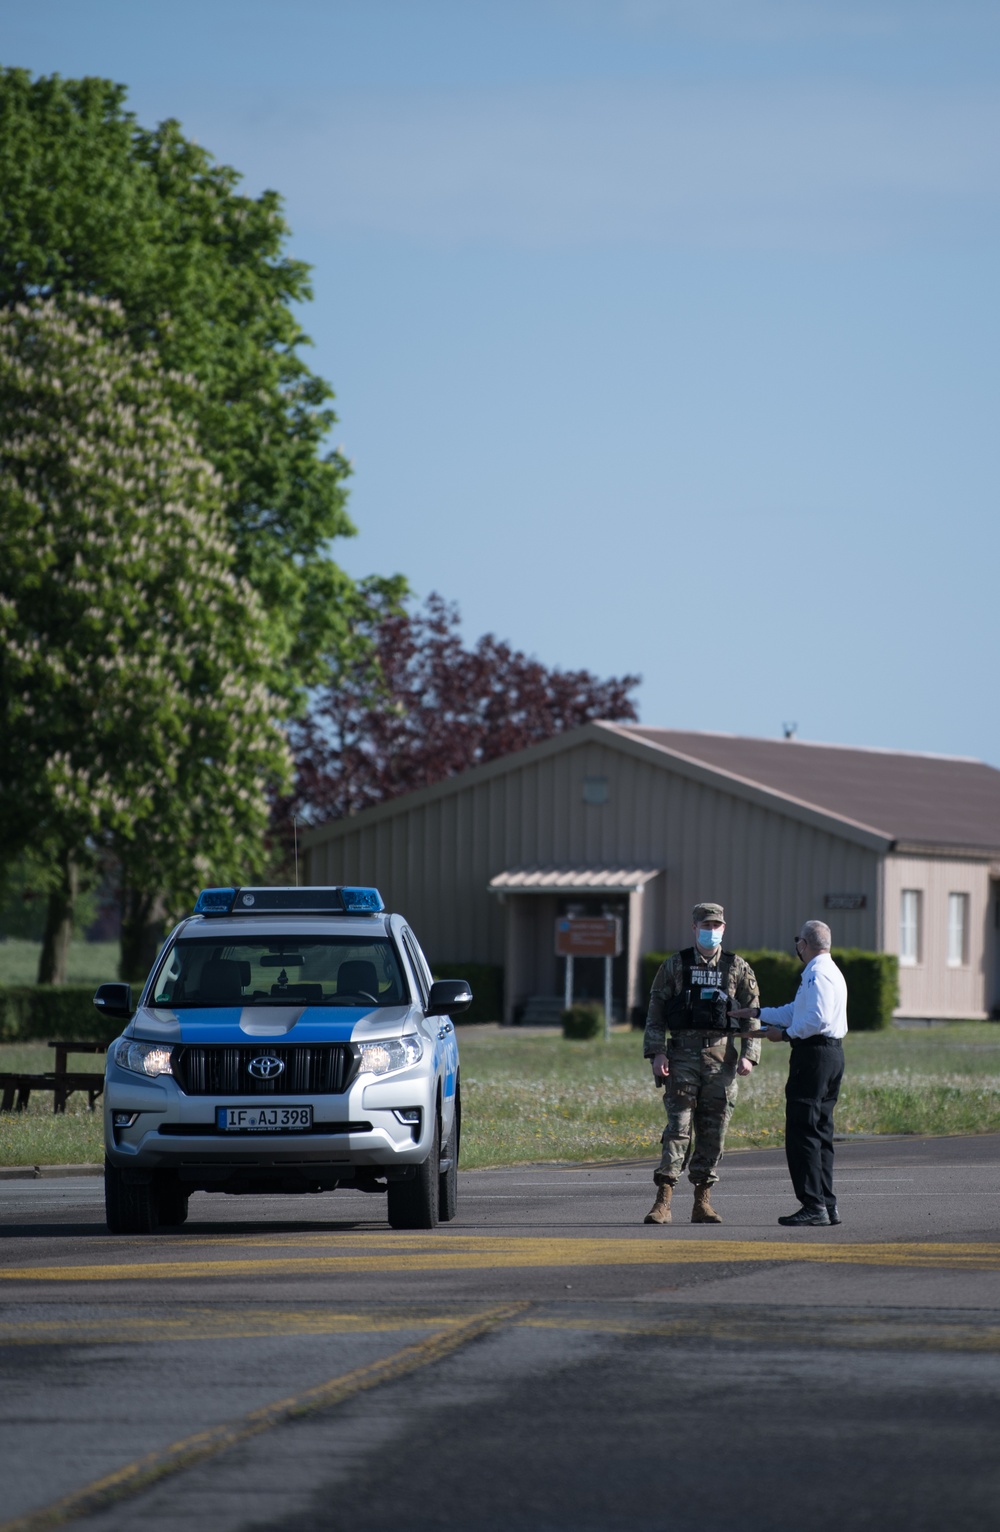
[692,901,725,924]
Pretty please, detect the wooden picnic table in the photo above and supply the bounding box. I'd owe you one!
[0,1040,106,1114]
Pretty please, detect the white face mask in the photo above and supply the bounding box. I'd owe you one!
[698,927,723,949]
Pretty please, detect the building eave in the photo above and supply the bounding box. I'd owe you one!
[889,841,1000,861]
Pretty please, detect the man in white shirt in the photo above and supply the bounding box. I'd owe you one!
[732,919,847,1227]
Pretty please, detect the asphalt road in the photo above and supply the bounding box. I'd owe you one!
[2,1134,1000,1532]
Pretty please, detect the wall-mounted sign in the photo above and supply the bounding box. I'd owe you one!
[824,893,867,911]
[555,915,622,958]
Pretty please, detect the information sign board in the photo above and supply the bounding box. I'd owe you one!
[554,916,622,959]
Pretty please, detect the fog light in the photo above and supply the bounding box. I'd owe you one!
[113,1112,139,1127]
[393,1109,421,1125]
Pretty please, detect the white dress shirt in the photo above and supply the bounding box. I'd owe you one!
[759,952,848,1041]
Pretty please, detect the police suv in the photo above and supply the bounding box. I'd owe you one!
[95,886,468,1234]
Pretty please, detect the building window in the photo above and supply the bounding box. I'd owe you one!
[947,893,969,968]
[899,890,921,966]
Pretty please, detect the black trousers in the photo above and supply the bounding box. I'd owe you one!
[785,1038,844,1212]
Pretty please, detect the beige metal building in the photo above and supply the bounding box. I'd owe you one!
[303,723,1000,1022]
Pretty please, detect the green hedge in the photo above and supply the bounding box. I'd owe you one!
[741,950,801,1007]
[432,963,503,1025]
[0,985,120,1045]
[641,948,899,1033]
[832,949,899,1033]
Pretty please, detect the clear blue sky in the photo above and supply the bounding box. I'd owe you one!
[4,1,999,762]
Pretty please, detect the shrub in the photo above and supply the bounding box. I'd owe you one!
[561,1002,604,1040]
[0,985,120,1045]
[432,963,503,1025]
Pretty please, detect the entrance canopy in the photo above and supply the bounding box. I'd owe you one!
[488,866,662,1023]
[488,864,661,895]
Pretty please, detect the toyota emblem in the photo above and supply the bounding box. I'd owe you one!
[248,1055,285,1079]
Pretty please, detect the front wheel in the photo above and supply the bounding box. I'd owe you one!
[439,1106,458,1222]
[105,1159,158,1234]
[387,1119,440,1230]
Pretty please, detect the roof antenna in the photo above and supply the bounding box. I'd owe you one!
[293,816,300,887]
[782,722,798,740]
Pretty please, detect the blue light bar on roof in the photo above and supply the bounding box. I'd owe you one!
[194,887,237,916]
[341,886,385,914]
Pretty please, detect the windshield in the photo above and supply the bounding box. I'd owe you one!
[151,935,409,1009]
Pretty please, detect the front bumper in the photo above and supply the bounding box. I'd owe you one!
[103,1061,436,1173]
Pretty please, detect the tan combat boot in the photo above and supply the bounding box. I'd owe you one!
[643,1182,673,1225]
[691,1183,722,1224]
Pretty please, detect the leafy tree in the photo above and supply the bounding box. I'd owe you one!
[0,852,97,943]
[0,299,291,981]
[287,592,641,824]
[0,66,379,693]
[0,67,402,967]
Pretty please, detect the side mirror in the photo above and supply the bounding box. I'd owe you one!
[93,982,133,1021]
[426,979,473,1017]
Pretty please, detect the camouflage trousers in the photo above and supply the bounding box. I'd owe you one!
[655,1039,739,1188]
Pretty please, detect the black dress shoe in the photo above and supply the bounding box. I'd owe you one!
[778,1206,831,1226]
[827,1202,841,1225]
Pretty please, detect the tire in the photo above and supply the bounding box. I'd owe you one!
[105,1159,158,1234]
[439,1106,458,1223]
[157,1181,189,1227]
[387,1118,440,1230]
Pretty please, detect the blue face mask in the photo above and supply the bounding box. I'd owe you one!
[698,927,723,949]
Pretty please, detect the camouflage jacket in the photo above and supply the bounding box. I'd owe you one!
[642,949,762,1065]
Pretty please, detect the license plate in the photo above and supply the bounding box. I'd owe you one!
[216,1105,313,1132]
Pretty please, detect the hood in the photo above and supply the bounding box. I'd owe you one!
[126,1003,414,1046]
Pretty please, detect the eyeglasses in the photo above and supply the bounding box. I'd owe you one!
[793,936,804,946]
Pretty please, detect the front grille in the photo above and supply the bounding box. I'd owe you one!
[172,1045,352,1096]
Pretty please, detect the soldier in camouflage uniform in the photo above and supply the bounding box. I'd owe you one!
[642,902,761,1225]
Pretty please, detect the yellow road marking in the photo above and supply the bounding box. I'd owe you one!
[0,1301,525,1532]
[521,1314,1000,1352]
[4,1306,1000,1354]
[0,1308,458,1347]
[2,1237,999,1281]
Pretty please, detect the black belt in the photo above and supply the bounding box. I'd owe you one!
[790,1035,843,1047]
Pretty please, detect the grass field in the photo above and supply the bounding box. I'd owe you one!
[3,1023,1000,1169]
[457,1024,1000,1168]
[0,939,119,986]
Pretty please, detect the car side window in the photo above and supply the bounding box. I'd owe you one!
[401,929,430,1008]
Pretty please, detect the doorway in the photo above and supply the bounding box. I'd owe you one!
[555,895,629,1023]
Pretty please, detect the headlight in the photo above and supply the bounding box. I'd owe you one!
[357,1037,423,1076]
[115,1041,174,1078]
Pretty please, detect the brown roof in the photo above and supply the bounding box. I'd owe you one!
[611,727,1000,855]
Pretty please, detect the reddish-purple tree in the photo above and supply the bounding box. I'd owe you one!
[287,592,640,823]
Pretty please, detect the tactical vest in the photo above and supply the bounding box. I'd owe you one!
[665,947,736,1032]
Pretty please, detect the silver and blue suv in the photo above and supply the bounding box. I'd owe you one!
[95,886,468,1234]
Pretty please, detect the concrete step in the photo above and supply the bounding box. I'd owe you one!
[518,995,566,1027]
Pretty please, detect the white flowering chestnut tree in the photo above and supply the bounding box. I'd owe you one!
[0,299,291,981]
